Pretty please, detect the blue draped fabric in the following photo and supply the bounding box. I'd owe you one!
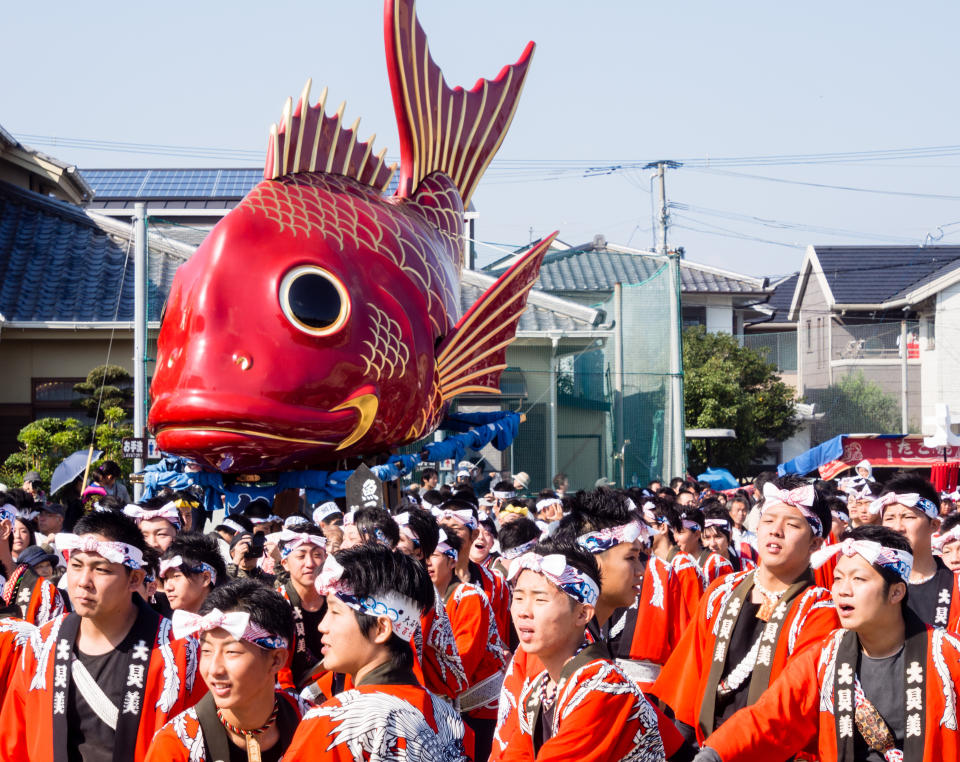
[139,412,523,513]
[777,435,845,477]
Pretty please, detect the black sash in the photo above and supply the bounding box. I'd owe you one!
[698,569,814,737]
[525,642,608,756]
[284,581,323,688]
[12,566,39,617]
[52,596,160,762]
[931,565,954,629]
[196,691,302,761]
[835,611,928,762]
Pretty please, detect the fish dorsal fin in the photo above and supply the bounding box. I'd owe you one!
[264,78,398,192]
[435,233,556,401]
[385,0,536,206]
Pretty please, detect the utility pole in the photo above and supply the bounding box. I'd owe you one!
[133,203,147,501]
[613,283,624,484]
[901,318,909,434]
[644,160,685,480]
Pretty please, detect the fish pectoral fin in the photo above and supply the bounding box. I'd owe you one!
[435,233,556,403]
[385,0,536,207]
[331,393,379,451]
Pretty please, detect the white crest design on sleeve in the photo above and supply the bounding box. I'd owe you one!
[155,618,180,713]
[305,690,468,761]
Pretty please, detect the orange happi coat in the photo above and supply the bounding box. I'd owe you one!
[650,568,839,745]
[703,624,960,762]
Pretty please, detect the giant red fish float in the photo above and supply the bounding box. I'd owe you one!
[149,0,554,473]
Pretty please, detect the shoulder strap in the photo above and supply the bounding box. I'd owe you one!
[195,692,232,762]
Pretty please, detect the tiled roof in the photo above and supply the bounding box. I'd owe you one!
[813,246,960,305]
[0,181,190,322]
[486,240,768,295]
[0,181,598,335]
[460,270,606,333]
[750,272,798,325]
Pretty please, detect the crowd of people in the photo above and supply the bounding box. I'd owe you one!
[1,457,960,760]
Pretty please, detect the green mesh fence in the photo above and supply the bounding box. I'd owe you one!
[444,260,679,494]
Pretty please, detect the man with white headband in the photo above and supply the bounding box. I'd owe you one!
[312,500,343,528]
[124,499,182,553]
[702,504,755,574]
[391,508,469,708]
[268,523,328,691]
[496,541,665,761]
[673,507,735,588]
[428,529,507,762]
[496,491,690,761]
[873,473,960,631]
[146,579,309,762]
[435,498,511,645]
[285,545,468,761]
[695,525,960,761]
[934,513,960,572]
[573,493,683,696]
[652,476,839,747]
[645,500,708,630]
[845,480,881,528]
[0,510,205,761]
[160,534,225,614]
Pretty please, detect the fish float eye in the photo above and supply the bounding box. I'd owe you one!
[279,265,351,336]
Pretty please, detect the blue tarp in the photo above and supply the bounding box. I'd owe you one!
[696,467,739,491]
[777,435,845,477]
[139,411,523,513]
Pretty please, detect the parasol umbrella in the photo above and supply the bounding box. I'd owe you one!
[50,449,103,496]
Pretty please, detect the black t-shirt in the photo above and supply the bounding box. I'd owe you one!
[859,646,905,762]
[227,738,284,762]
[300,606,325,663]
[67,632,137,762]
[715,599,764,726]
[907,558,949,626]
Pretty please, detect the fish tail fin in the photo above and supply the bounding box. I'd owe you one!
[264,78,398,191]
[385,0,535,205]
[435,233,556,402]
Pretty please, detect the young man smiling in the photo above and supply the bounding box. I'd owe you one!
[147,579,308,762]
[651,476,839,747]
[496,543,665,761]
[695,525,960,761]
[267,523,328,691]
[284,545,468,761]
[0,510,205,761]
[872,473,960,631]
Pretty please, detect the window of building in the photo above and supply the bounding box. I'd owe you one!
[32,378,91,422]
[682,306,706,329]
[806,319,812,352]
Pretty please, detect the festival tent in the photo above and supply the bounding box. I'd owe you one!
[778,434,960,480]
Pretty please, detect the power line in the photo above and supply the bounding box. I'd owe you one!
[671,203,921,245]
[688,167,960,202]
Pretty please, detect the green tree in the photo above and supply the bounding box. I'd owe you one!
[683,327,799,474]
[1,417,91,489]
[808,372,901,442]
[73,365,133,424]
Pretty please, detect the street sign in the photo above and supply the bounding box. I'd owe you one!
[121,437,146,459]
[146,438,161,460]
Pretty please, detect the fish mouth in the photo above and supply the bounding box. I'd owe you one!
[150,389,378,471]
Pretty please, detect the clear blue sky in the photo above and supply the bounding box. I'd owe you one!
[8,0,960,277]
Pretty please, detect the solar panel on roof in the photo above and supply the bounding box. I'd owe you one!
[80,166,398,199]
